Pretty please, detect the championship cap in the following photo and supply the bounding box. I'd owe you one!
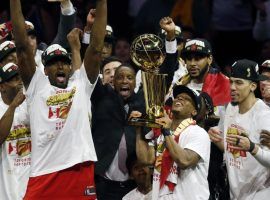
[173,85,201,112]
[0,41,16,62]
[181,38,212,58]
[41,44,71,67]
[0,62,19,83]
[231,59,268,82]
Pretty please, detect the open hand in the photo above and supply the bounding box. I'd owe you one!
[208,127,223,143]
[128,111,142,120]
[155,112,172,129]
[226,134,250,151]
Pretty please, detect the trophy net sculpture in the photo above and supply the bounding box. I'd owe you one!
[130,34,166,128]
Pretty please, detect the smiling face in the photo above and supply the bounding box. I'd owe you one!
[113,66,136,99]
[102,61,121,88]
[172,93,197,119]
[44,58,72,89]
[230,77,256,106]
[185,53,212,80]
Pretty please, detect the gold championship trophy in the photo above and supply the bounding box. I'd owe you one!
[129,34,166,128]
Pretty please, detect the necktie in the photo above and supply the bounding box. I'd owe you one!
[118,134,128,174]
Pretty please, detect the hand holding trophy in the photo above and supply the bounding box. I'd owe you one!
[129,34,167,128]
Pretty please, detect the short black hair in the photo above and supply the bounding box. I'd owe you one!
[114,63,136,75]
[100,56,122,73]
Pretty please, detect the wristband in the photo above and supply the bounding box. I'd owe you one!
[165,39,177,54]
[82,32,90,44]
[60,0,75,15]
[161,128,171,137]
[248,139,255,152]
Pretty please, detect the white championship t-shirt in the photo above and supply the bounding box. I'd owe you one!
[26,64,97,177]
[223,100,270,200]
[152,125,210,200]
[0,101,30,200]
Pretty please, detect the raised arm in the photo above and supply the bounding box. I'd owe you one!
[0,91,25,145]
[80,9,95,58]
[51,0,77,49]
[136,127,155,165]
[159,17,178,90]
[10,0,36,89]
[164,133,200,169]
[67,28,82,71]
[84,0,107,84]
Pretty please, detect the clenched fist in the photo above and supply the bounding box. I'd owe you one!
[159,17,175,41]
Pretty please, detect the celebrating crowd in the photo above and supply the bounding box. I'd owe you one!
[1,0,270,200]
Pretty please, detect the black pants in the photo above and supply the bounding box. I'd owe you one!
[95,175,136,200]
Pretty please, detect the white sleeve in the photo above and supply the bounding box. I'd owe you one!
[253,147,270,168]
[134,70,142,93]
[82,32,90,44]
[165,39,177,54]
[257,109,270,135]
[60,0,75,15]
[77,63,98,97]
[26,68,47,105]
[182,126,211,161]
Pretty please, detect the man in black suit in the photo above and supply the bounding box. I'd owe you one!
[91,63,145,200]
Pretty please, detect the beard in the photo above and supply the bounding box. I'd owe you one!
[190,64,209,80]
[231,101,239,106]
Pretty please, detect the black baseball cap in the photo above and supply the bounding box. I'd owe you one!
[231,59,268,82]
[0,41,16,62]
[181,38,212,58]
[0,62,19,83]
[42,44,71,67]
[173,85,201,112]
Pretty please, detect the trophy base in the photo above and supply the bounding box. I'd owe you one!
[128,118,162,128]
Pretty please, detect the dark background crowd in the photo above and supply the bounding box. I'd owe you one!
[1,0,270,72]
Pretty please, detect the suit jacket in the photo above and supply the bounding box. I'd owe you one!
[51,11,76,50]
[91,79,145,175]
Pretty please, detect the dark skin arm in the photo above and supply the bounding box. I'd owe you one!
[156,117,201,169]
[0,91,25,145]
[164,135,200,169]
[84,0,107,84]
[67,28,83,71]
[136,127,155,165]
[10,0,36,89]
